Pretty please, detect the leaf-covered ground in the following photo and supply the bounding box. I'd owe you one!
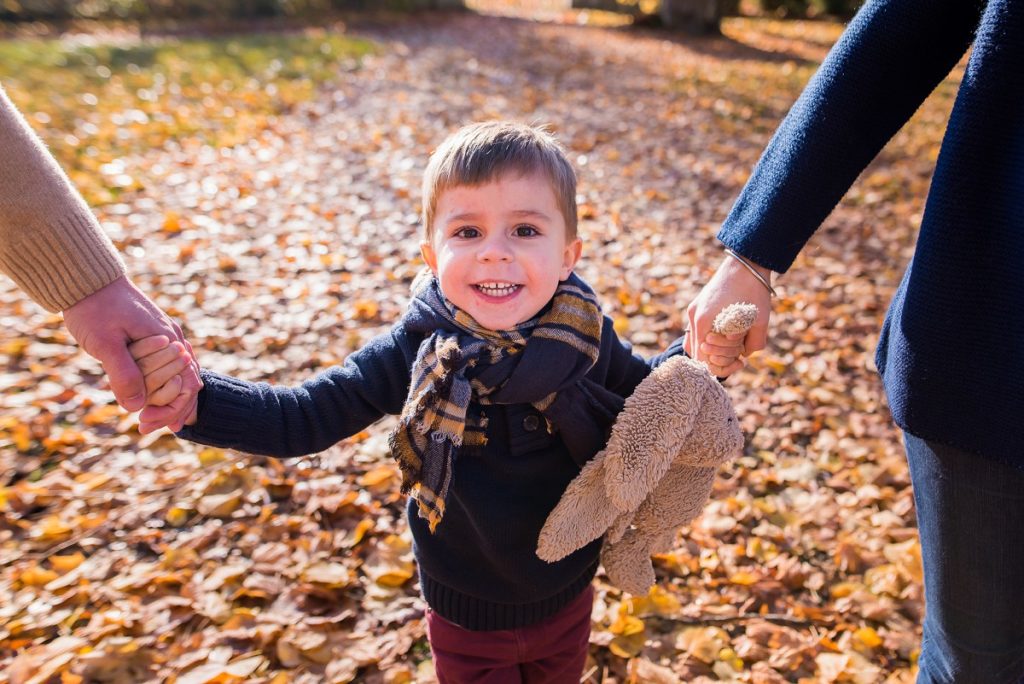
[0,3,960,682]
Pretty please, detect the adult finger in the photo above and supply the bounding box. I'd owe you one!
[95,335,148,411]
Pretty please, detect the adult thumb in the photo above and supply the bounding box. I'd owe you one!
[99,341,147,411]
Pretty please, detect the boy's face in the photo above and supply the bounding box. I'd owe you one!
[421,171,582,331]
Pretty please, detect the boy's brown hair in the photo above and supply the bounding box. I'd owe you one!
[422,121,578,240]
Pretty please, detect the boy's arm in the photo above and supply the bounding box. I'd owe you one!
[176,326,417,459]
[598,316,688,399]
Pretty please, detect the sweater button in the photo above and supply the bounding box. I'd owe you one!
[522,414,541,432]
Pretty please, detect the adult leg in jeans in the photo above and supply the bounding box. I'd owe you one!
[904,433,1024,683]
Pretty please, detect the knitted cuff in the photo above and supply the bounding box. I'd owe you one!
[175,370,257,449]
[0,207,125,312]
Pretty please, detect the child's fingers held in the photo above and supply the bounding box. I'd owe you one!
[709,357,745,378]
[147,375,183,407]
[704,331,744,345]
[129,335,171,359]
[137,342,187,376]
[163,390,196,432]
[700,340,745,358]
[143,354,190,395]
[707,353,741,368]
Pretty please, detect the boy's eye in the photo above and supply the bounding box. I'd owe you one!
[513,224,539,237]
[454,226,480,239]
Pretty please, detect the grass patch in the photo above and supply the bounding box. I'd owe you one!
[0,29,376,204]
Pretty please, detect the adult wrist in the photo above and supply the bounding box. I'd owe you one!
[722,248,775,297]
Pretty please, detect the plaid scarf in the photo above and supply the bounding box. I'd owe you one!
[389,270,617,532]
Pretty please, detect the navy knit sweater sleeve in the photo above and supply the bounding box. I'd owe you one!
[717,0,1024,464]
[599,316,686,397]
[178,325,417,458]
[718,0,983,271]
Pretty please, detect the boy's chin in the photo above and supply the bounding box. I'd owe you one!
[475,316,521,332]
[472,309,540,332]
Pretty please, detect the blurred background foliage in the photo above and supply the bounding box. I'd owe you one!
[0,26,374,205]
[0,0,463,21]
[0,0,862,22]
[574,0,864,19]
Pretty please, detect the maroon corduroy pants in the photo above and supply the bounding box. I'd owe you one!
[426,585,594,684]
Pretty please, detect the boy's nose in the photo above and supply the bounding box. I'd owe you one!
[477,238,513,262]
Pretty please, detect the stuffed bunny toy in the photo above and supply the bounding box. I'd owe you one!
[536,303,757,595]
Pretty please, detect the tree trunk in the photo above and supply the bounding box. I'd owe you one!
[659,0,722,34]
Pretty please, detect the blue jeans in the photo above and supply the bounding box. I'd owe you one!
[904,433,1024,683]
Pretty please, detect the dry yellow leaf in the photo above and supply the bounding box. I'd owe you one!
[884,538,923,583]
[73,471,112,490]
[358,465,397,491]
[854,626,883,649]
[830,581,861,598]
[626,584,680,616]
[198,448,228,467]
[31,516,73,541]
[162,211,182,233]
[202,563,250,591]
[302,562,352,588]
[676,626,730,664]
[729,570,761,585]
[374,568,415,588]
[166,504,193,527]
[197,491,242,518]
[350,518,375,546]
[13,424,32,452]
[82,404,122,427]
[20,564,60,587]
[608,632,646,659]
[352,300,379,321]
[608,613,644,637]
[50,552,86,573]
[224,655,265,676]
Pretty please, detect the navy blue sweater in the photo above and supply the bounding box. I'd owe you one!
[719,0,1024,466]
[180,316,684,630]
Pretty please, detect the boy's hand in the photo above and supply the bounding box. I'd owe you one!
[129,335,200,433]
[699,332,746,377]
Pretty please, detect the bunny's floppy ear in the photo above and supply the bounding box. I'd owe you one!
[536,450,621,563]
[603,356,707,512]
[603,302,756,512]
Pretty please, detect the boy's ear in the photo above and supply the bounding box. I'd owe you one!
[560,237,583,280]
[420,239,438,274]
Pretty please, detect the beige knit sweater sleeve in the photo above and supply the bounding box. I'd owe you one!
[0,83,125,312]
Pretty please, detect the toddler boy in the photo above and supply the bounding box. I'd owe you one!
[134,121,743,682]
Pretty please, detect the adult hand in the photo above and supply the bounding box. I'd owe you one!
[63,275,200,429]
[687,253,773,377]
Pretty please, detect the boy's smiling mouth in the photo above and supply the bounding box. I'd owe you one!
[474,282,523,298]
